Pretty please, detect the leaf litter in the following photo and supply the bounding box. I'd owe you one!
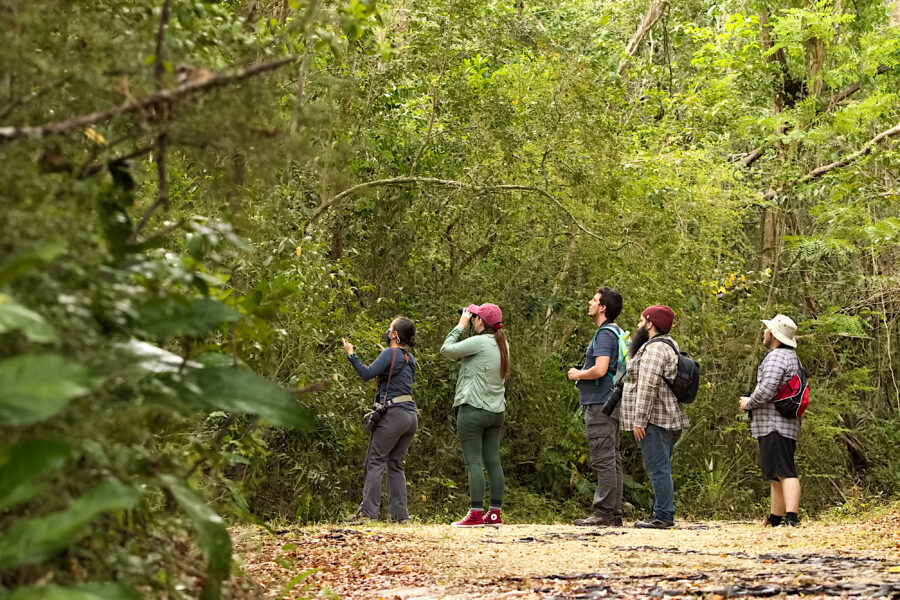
[232,510,900,599]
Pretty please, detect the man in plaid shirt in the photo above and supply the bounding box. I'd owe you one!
[740,314,803,527]
[620,305,688,529]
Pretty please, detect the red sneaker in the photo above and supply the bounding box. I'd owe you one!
[451,509,484,528]
[483,508,502,527]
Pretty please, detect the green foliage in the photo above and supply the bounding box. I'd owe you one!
[161,476,232,600]
[0,354,98,426]
[6,584,142,600]
[0,481,139,570]
[0,295,57,343]
[1,0,900,592]
[0,440,70,511]
[186,367,314,429]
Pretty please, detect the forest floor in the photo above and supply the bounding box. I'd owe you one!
[232,511,900,599]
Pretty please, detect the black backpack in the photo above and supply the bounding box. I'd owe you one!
[647,337,700,404]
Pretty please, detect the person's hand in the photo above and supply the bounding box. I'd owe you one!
[341,337,355,356]
[739,396,750,411]
[633,426,646,441]
[567,367,581,381]
[458,309,473,328]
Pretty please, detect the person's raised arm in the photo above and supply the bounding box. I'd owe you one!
[440,310,484,359]
[348,347,395,381]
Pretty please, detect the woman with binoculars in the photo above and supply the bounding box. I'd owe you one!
[441,303,510,527]
[342,317,418,523]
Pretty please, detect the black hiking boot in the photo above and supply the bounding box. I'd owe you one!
[634,518,675,529]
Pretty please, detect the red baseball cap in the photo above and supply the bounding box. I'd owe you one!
[467,303,503,329]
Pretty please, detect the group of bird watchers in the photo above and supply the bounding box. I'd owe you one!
[339,288,806,529]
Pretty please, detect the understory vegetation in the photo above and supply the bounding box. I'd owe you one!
[1,0,899,596]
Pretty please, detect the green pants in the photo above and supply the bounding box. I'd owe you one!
[456,404,505,509]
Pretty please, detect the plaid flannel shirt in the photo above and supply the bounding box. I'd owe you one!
[620,335,689,432]
[746,347,802,440]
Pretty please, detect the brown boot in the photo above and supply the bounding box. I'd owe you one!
[574,514,620,527]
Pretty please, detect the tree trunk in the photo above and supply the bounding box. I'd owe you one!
[617,0,669,77]
[758,9,788,113]
[760,205,783,271]
[805,0,828,97]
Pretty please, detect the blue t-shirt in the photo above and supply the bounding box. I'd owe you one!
[577,323,621,406]
[348,348,417,414]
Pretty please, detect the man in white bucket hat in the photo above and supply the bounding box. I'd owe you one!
[739,314,803,526]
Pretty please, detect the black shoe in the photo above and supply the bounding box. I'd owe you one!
[782,515,800,527]
[634,518,674,529]
[765,514,783,527]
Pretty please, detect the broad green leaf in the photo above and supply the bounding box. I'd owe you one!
[136,297,240,338]
[186,367,314,430]
[0,244,65,287]
[0,439,70,510]
[161,475,231,600]
[0,481,139,570]
[7,584,141,600]
[0,353,98,426]
[0,294,57,343]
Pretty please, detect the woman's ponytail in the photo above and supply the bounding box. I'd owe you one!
[494,329,509,380]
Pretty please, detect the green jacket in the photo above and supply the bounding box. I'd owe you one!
[440,325,507,413]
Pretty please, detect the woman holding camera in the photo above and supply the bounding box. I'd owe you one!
[440,303,510,527]
[341,317,418,523]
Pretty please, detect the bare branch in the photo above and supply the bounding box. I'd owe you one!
[740,147,765,167]
[0,56,297,143]
[153,0,172,89]
[827,65,891,110]
[305,176,612,245]
[289,0,321,134]
[763,120,900,199]
[128,136,170,245]
[800,121,900,183]
[617,0,669,77]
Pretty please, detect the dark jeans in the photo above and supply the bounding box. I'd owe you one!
[584,404,623,518]
[456,404,505,509]
[638,423,682,524]
[359,408,418,520]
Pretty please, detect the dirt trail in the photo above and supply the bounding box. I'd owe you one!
[232,513,900,599]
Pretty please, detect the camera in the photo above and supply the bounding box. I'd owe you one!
[601,380,625,416]
[458,307,466,314]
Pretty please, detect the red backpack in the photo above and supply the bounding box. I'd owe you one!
[773,363,809,419]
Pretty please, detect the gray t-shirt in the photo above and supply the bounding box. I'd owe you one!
[577,323,621,406]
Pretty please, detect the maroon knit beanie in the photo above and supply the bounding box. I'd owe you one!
[642,305,675,333]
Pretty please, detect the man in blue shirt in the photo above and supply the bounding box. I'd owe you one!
[568,287,625,526]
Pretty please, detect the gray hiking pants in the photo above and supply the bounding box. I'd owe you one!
[584,404,624,519]
[358,407,418,520]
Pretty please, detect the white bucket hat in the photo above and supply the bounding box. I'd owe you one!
[761,314,798,348]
